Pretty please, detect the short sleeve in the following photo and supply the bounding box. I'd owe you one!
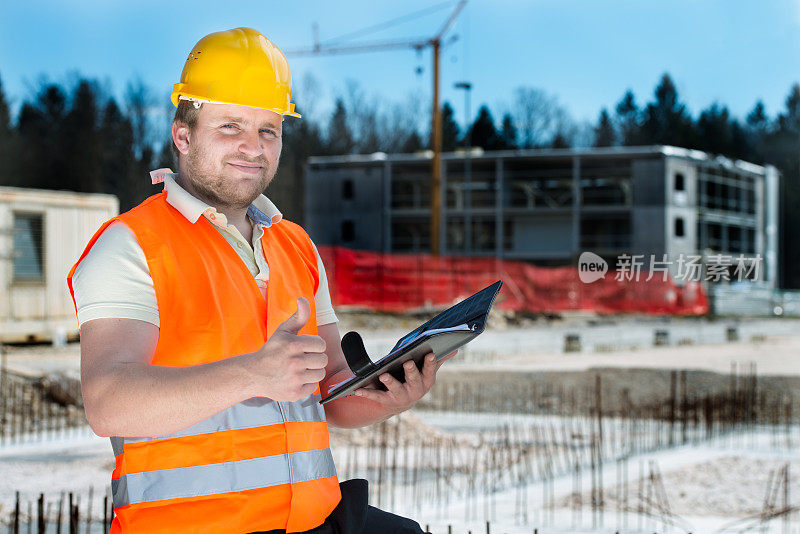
[312,242,338,325]
[71,221,160,327]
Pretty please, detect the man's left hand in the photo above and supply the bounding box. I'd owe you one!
[353,350,457,414]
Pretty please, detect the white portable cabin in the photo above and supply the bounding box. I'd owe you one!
[0,187,118,342]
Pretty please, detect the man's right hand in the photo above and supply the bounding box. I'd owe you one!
[243,297,328,402]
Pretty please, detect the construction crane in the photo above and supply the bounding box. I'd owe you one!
[286,0,468,257]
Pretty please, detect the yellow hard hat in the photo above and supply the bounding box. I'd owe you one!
[170,27,300,118]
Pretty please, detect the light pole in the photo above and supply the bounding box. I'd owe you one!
[455,81,472,254]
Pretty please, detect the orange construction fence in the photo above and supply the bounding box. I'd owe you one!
[316,246,709,316]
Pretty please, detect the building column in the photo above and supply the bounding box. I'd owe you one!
[383,161,392,253]
[440,159,447,255]
[764,165,779,288]
[571,156,581,258]
[495,157,504,258]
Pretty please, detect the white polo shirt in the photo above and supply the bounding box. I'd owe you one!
[72,174,338,328]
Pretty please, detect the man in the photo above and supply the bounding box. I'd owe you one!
[68,28,453,533]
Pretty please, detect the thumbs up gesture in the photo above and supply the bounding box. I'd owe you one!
[242,297,328,402]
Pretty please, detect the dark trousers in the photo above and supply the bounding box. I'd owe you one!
[249,479,428,534]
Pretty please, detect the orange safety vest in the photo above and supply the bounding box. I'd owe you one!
[67,192,341,533]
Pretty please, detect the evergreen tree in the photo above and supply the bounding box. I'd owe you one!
[640,73,696,147]
[0,74,16,186]
[778,84,800,134]
[743,100,770,163]
[441,101,460,151]
[468,105,502,150]
[61,80,103,193]
[156,138,175,170]
[729,120,751,162]
[551,107,575,148]
[124,78,152,160]
[17,84,67,190]
[551,132,571,148]
[766,85,800,288]
[98,98,152,210]
[130,144,156,208]
[746,100,769,133]
[324,98,355,155]
[696,102,733,156]
[0,75,9,139]
[274,113,326,222]
[358,112,381,154]
[38,85,67,122]
[592,108,616,147]
[615,90,641,145]
[99,99,133,198]
[498,113,517,149]
[401,130,424,153]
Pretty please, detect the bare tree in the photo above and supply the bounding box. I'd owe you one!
[550,106,580,147]
[335,79,427,154]
[566,118,595,148]
[512,86,559,148]
[295,72,323,121]
[124,77,153,159]
[382,91,426,153]
[341,79,381,153]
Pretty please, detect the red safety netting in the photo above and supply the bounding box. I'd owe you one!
[317,246,709,316]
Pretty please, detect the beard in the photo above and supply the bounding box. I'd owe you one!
[181,147,277,211]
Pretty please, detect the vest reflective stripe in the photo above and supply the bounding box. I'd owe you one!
[110,394,324,455]
[112,421,332,476]
[112,448,336,508]
[281,395,325,423]
[67,193,341,533]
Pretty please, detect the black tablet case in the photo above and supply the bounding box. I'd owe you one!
[320,280,503,405]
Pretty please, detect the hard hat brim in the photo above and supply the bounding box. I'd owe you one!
[171,88,301,119]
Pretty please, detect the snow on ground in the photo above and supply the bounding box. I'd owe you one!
[3,318,800,531]
[556,445,800,518]
[1,420,799,532]
[644,455,798,517]
[0,428,111,521]
[409,426,800,533]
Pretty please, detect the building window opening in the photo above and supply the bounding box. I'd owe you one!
[13,212,45,282]
[675,173,685,191]
[342,179,354,200]
[728,226,742,253]
[341,220,355,242]
[674,217,685,237]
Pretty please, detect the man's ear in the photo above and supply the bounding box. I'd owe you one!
[172,122,191,155]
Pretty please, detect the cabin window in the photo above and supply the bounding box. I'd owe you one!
[13,212,44,282]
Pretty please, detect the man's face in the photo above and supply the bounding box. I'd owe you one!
[173,102,283,210]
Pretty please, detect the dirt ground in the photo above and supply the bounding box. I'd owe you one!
[450,334,800,376]
[428,332,800,412]
[3,315,800,411]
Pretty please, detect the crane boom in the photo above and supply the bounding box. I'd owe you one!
[285,38,429,57]
[287,0,468,256]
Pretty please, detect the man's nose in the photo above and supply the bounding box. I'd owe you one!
[238,129,263,158]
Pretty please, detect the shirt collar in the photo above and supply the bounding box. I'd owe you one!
[163,173,282,227]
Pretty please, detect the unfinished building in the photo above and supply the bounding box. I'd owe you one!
[305,146,779,289]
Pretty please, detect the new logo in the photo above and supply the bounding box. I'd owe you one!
[578,252,608,283]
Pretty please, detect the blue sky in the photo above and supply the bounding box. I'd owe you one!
[1,0,799,132]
